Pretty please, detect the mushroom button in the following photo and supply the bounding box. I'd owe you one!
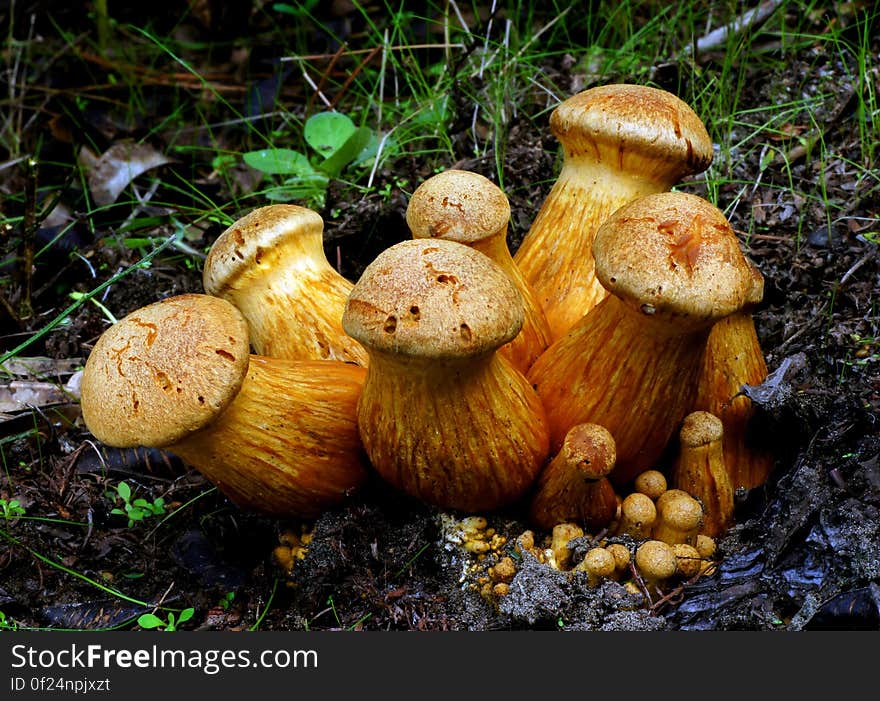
[528,422,619,533]
[527,191,759,486]
[406,169,552,373]
[80,294,369,519]
[695,261,774,490]
[203,204,368,365]
[671,411,734,538]
[652,489,704,546]
[341,238,551,512]
[513,84,714,340]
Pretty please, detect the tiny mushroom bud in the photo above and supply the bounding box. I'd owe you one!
[672,543,703,580]
[695,534,717,560]
[203,204,368,365]
[634,469,668,501]
[695,265,774,490]
[342,238,551,512]
[528,423,619,532]
[79,294,368,519]
[613,492,657,540]
[406,168,552,373]
[604,543,632,580]
[652,489,703,546]
[577,546,617,587]
[527,191,761,484]
[671,411,734,538]
[513,84,714,340]
[635,540,678,595]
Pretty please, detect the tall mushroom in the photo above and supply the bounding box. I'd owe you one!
[342,238,550,512]
[203,204,368,365]
[406,168,552,373]
[80,294,369,518]
[527,191,759,486]
[671,411,734,538]
[513,83,714,340]
[695,266,774,490]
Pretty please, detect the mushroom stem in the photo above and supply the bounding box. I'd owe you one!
[170,357,368,518]
[527,422,619,532]
[671,411,734,538]
[696,310,774,489]
[529,293,709,484]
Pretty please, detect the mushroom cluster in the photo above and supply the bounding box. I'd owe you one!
[78,83,773,609]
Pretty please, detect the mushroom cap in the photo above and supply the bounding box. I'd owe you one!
[406,169,511,244]
[550,83,714,181]
[657,491,703,531]
[560,423,617,480]
[203,204,325,296]
[635,540,678,580]
[620,492,657,525]
[80,294,251,448]
[342,238,524,359]
[634,469,668,500]
[582,547,616,578]
[679,410,724,448]
[593,191,757,326]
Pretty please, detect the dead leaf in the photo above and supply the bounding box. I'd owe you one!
[81,141,173,206]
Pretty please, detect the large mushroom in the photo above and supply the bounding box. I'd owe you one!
[527,191,759,486]
[80,293,369,518]
[406,168,552,373]
[342,238,550,512]
[513,83,714,340]
[202,204,368,365]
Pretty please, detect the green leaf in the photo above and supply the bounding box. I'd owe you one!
[304,112,356,160]
[319,126,373,177]
[137,613,166,629]
[178,608,195,623]
[117,481,131,502]
[243,149,316,176]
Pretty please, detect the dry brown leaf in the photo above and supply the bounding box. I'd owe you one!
[81,141,173,206]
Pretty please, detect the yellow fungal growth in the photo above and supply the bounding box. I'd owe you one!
[634,469,668,501]
[550,522,584,570]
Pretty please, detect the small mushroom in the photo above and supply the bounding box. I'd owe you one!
[79,294,368,518]
[672,543,703,580]
[527,422,619,532]
[633,469,668,501]
[695,268,774,490]
[634,539,678,596]
[576,546,617,587]
[406,168,552,373]
[671,411,734,538]
[550,522,584,570]
[613,492,657,540]
[604,543,632,580]
[513,83,714,340]
[203,204,368,365]
[527,191,760,485]
[342,238,551,512]
[652,489,703,546]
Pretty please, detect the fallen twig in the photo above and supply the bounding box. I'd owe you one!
[682,0,784,58]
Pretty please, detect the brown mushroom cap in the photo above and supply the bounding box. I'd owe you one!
[593,191,757,327]
[679,410,724,448]
[635,540,678,581]
[203,204,325,296]
[406,169,510,244]
[80,294,250,448]
[550,84,714,183]
[343,238,524,359]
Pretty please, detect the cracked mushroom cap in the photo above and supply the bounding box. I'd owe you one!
[593,191,757,327]
[202,204,325,297]
[343,238,524,359]
[551,83,714,183]
[406,169,511,244]
[80,294,250,448]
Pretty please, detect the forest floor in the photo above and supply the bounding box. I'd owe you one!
[0,2,878,631]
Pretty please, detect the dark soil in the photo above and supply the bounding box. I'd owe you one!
[1,3,878,632]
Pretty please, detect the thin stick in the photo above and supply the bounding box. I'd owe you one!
[684,0,784,57]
